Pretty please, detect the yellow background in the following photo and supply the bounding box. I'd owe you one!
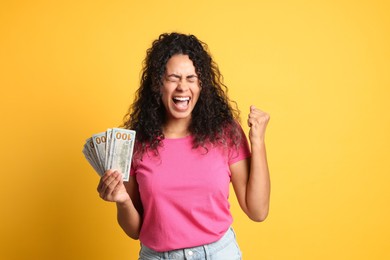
[1,0,389,259]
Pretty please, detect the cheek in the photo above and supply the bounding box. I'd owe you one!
[160,93,169,109]
[193,86,201,101]
[160,87,172,109]
[160,85,170,100]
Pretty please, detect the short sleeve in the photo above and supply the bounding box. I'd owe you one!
[228,126,251,165]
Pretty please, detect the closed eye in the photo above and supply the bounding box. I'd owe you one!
[165,74,198,83]
[166,75,180,82]
[186,75,198,83]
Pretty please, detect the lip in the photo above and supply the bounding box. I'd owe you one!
[172,96,191,111]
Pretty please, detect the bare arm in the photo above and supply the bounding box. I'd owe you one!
[231,105,271,222]
[97,170,142,239]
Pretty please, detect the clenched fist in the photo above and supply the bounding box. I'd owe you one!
[247,105,270,144]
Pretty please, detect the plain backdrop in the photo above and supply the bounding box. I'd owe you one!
[1,0,389,259]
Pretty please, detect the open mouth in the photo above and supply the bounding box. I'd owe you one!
[172,96,191,109]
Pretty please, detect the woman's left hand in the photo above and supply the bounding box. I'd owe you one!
[247,105,270,144]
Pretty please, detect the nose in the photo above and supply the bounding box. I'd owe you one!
[176,79,189,91]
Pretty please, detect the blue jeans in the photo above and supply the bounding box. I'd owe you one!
[139,227,242,260]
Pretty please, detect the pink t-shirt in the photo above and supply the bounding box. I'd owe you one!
[130,129,251,252]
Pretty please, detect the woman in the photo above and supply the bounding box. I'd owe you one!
[97,32,270,259]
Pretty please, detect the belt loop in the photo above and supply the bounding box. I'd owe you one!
[203,244,210,260]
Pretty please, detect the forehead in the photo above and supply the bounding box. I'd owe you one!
[165,54,196,74]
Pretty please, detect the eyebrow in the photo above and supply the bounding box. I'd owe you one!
[166,73,198,79]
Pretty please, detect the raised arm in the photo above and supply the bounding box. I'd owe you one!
[231,105,271,222]
[97,170,142,239]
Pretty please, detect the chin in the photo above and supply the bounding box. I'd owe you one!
[167,110,192,121]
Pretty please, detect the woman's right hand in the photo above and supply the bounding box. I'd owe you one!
[97,170,131,203]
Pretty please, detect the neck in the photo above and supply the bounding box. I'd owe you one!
[163,119,191,138]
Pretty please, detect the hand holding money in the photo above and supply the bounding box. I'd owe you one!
[97,170,131,203]
[82,128,136,181]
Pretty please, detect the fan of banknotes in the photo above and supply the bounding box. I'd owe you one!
[82,128,136,181]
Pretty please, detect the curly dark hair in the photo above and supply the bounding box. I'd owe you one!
[122,32,242,156]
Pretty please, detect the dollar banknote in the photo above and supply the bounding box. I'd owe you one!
[104,128,112,170]
[92,131,107,173]
[106,128,136,182]
[82,128,136,181]
[85,137,104,175]
[82,141,103,176]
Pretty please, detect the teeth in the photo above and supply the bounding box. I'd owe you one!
[173,97,190,101]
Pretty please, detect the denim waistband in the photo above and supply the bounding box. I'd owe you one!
[203,227,236,255]
[140,227,238,259]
